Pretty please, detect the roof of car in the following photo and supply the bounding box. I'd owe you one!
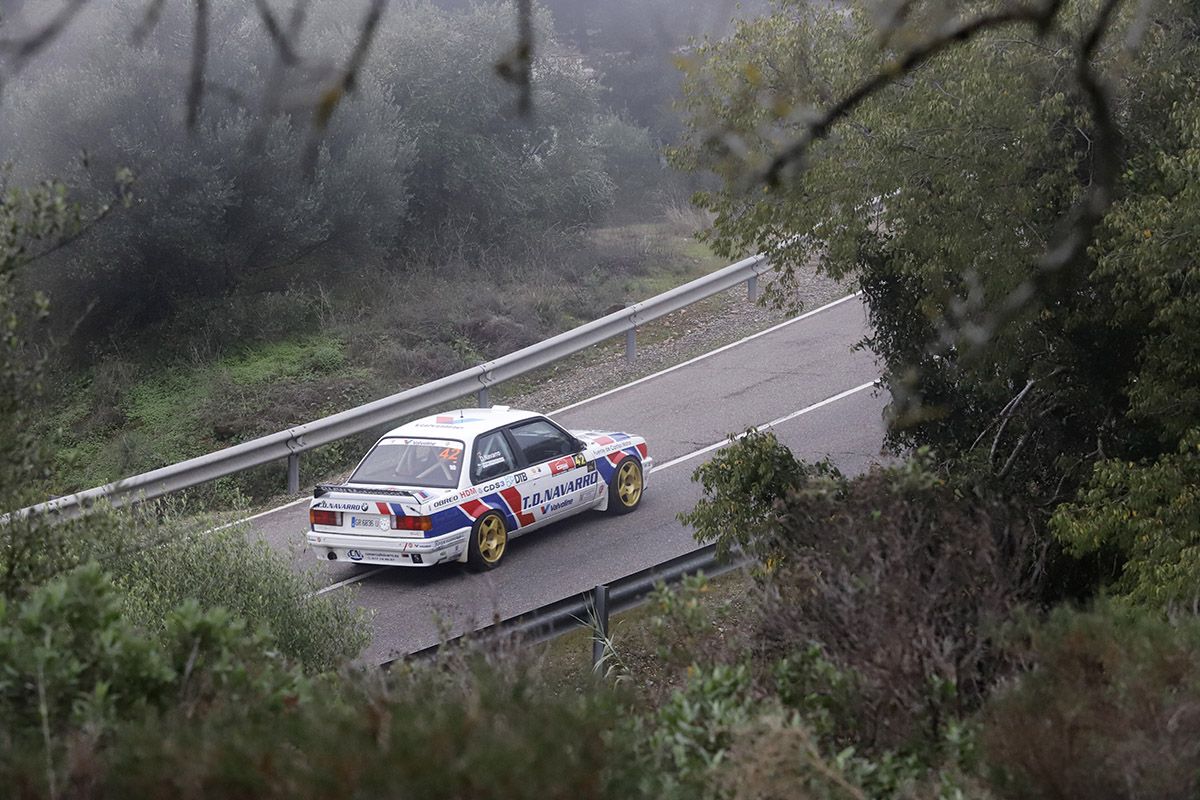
[382,406,544,440]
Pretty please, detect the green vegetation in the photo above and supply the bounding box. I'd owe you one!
[34,221,733,501]
[4,0,1200,797]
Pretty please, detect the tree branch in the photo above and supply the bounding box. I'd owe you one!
[495,0,534,115]
[760,2,1067,188]
[186,0,209,131]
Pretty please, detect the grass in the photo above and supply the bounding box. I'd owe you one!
[42,333,364,494]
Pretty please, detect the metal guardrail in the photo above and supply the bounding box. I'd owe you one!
[390,543,750,669]
[14,254,769,521]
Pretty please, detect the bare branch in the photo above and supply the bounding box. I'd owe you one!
[186,0,210,131]
[759,2,1067,188]
[0,0,89,63]
[131,0,168,46]
[945,0,1126,353]
[970,377,1035,453]
[303,0,387,172]
[253,0,299,65]
[1036,0,1124,275]
[495,0,534,115]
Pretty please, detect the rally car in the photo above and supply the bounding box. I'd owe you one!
[307,406,650,570]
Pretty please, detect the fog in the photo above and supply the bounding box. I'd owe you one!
[0,0,772,352]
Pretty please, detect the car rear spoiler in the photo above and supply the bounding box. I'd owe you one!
[313,484,421,499]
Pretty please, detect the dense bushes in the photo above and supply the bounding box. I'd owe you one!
[981,604,1200,800]
[1053,429,1200,610]
[686,437,1034,754]
[0,1,658,353]
[0,567,638,800]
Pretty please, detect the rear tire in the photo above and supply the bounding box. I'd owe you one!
[606,457,643,515]
[467,511,508,571]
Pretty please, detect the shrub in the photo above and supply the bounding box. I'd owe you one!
[1052,429,1200,610]
[647,573,715,666]
[28,654,640,800]
[981,603,1200,800]
[642,662,757,790]
[679,430,839,563]
[761,455,1034,753]
[0,564,305,745]
[108,510,368,672]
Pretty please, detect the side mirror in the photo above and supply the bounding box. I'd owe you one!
[574,437,587,452]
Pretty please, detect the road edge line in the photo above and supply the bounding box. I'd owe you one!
[650,380,877,474]
[551,291,862,414]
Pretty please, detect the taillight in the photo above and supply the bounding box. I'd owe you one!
[310,509,341,527]
[392,515,432,532]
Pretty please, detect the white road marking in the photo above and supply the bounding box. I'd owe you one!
[312,380,877,597]
[208,496,310,534]
[314,566,389,596]
[551,291,862,414]
[649,380,877,474]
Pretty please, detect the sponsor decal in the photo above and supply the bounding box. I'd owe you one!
[548,456,576,475]
[433,415,482,425]
[362,551,402,562]
[587,461,597,473]
[513,471,529,484]
[521,472,599,510]
[477,475,515,494]
[478,452,507,469]
[432,493,461,509]
[317,500,371,512]
[540,498,574,515]
[378,437,462,448]
[348,549,364,561]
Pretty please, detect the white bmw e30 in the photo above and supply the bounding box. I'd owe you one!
[307,406,650,570]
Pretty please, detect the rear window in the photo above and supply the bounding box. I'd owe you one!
[350,437,464,489]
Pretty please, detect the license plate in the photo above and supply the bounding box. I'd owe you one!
[349,515,391,531]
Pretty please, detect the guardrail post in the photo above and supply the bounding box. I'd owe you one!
[476,386,490,407]
[287,453,300,494]
[591,583,610,672]
[747,274,759,302]
[625,329,636,365]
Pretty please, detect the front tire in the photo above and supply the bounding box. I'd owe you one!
[467,511,508,571]
[606,457,643,515]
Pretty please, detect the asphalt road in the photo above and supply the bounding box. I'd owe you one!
[248,294,886,663]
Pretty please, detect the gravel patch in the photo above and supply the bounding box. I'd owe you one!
[501,264,856,414]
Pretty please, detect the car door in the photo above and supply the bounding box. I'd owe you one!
[505,417,599,522]
[467,428,533,532]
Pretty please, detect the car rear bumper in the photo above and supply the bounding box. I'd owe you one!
[307,529,470,567]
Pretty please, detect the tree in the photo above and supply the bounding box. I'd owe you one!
[0,1,624,351]
[673,0,1200,517]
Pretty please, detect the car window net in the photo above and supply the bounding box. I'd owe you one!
[350,438,464,489]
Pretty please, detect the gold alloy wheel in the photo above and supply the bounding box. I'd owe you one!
[477,514,507,564]
[616,460,643,508]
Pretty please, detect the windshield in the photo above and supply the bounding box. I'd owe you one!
[349,437,464,489]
